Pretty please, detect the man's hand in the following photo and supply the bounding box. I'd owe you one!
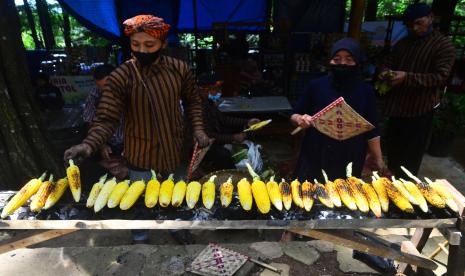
[63,144,92,164]
[193,130,211,148]
[247,118,260,127]
[291,114,314,129]
[100,145,113,160]
[232,133,247,143]
[389,71,407,86]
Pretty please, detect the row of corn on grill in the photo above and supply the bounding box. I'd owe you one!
[1,161,460,218]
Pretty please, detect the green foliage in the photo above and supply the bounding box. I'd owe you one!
[432,92,465,135]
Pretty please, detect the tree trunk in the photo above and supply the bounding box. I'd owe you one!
[22,0,43,49]
[365,0,378,21]
[35,0,55,50]
[62,8,71,49]
[0,0,62,188]
[432,0,458,33]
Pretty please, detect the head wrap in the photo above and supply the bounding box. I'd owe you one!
[330,38,365,65]
[123,15,170,40]
[403,3,432,22]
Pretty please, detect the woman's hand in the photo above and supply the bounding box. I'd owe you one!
[291,114,314,129]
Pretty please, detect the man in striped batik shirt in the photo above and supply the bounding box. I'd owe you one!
[381,3,456,177]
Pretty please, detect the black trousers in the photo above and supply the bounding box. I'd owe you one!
[386,111,434,178]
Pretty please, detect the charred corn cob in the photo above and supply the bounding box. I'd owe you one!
[30,175,55,212]
[346,163,369,213]
[107,180,129,208]
[1,172,46,218]
[313,180,334,209]
[290,179,304,208]
[333,179,357,211]
[86,174,107,208]
[159,174,175,207]
[266,176,283,211]
[171,180,187,207]
[202,175,217,209]
[322,170,342,208]
[246,163,271,214]
[120,180,145,210]
[145,170,160,208]
[398,178,427,213]
[94,177,117,212]
[44,177,69,210]
[238,178,253,211]
[279,179,292,211]
[361,180,382,218]
[425,177,457,212]
[371,172,389,213]
[220,177,234,208]
[301,181,314,211]
[66,159,81,202]
[401,166,446,209]
[186,181,202,209]
[391,177,418,205]
[373,175,414,213]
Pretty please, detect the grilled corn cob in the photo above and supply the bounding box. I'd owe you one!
[86,174,107,208]
[44,177,69,210]
[94,177,117,212]
[1,172,46,218]
[66,159,81,202]
[202,175,217,209]
[220,177,234,208]
[301,181,314,211]
[425,177,457,212]
[391,177,418,205]
[238,178,253,211]
[279,179,292,211]
[30,175,55,212]
[395,176,428,213]
[171,180,187,207]
[322,170,342,207]
[186,181,202,209]
[346,163,369,213]
[290,179,304,208]
[107,180,129,208]
[373,175,414,213]
[266,176,283,211]
[313,180,334,209]
[120,180,145,210]
[334,179,357,211]
[361,180,382,218]
[401,166,446,209]
[246,163,271,214]
[159,174,175,207]
[371,172,389,213]
[145,170,160,208]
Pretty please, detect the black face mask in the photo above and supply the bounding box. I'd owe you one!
[330,64,360,83]
[133,50,161,66]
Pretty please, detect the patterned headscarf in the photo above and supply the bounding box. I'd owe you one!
[123,15,170,40]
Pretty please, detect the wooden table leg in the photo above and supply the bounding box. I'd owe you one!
[397,227,433,274]
[0,229,78,254]
[446,218,465,276]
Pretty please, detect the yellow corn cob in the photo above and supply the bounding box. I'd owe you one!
[313,181,334,209]
[171,180,187,207]
[186,181,202,209]
[145,170,160,208]
[322,170,342,207]
[243,119,272,132]
[346,164,369,213]
[290,179,304,208]
[400,166,445,209]
[334,179,357,211]
[44,177,69,210]
[375,176,414,213]
[301,181,314,211]
[238,178,253,211]
[94,177,117,212]
[86,174,107,208]
[66,159,81,202]
[361,181,382,218]
[246,163,271,214]
[279,179,292,211]
[1,172,46,218]
[220,177,234,208]
[107,180,130,208]
[159,174,175,207]
[425,178,458,212]
[30,175,55,212]
[120,180,146,210]
[398,178,428,213]
[202,175,217,209]
[266,176,283,211]
[371,173,389,213]
[391,177,418,205]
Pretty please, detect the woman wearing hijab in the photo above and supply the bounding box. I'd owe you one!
[291,38,384,182]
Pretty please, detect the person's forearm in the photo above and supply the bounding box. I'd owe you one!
[290,114,301,127]
[367,136,382,160]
